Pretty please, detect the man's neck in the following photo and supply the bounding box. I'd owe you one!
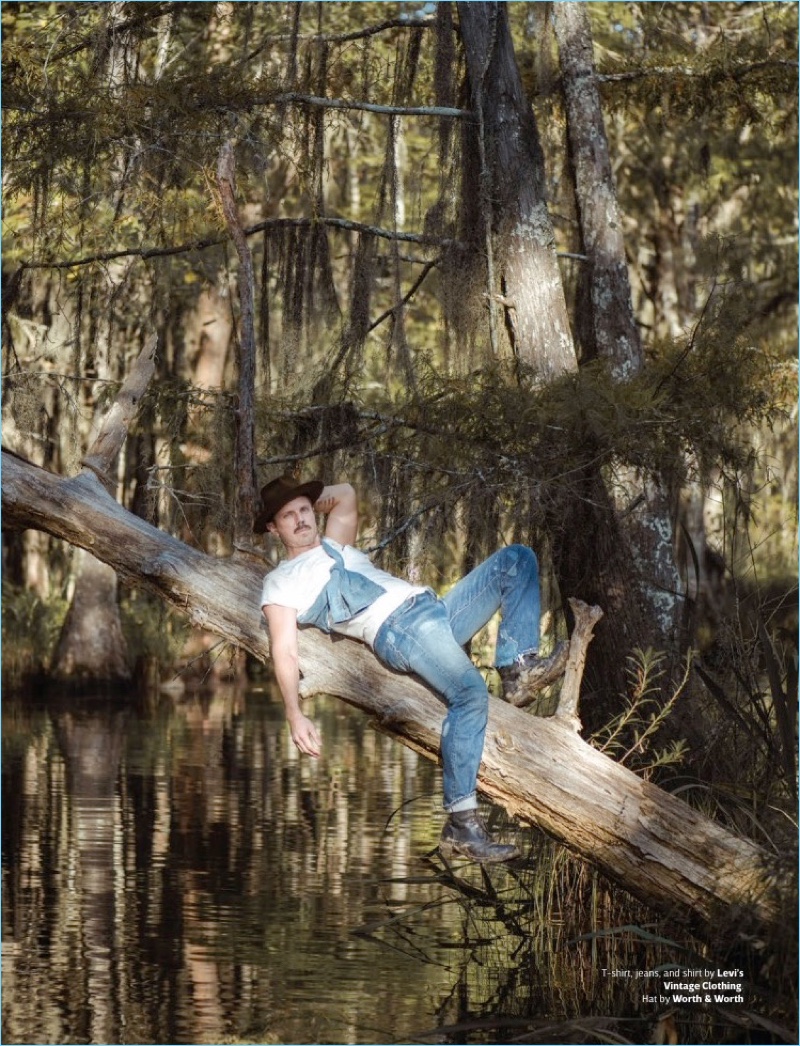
[285,536,322,560]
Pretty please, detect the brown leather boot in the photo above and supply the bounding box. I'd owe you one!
[498,641,569,707]
[439,810,520,863]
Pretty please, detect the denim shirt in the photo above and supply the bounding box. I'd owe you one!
[297,540,385,634]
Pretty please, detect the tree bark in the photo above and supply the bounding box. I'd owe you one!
[82,334,157,487]
[51,549,130,683]
[551,0,642,379]
[455,4,679,697]
[51,338,157,684]
[550,597,604,730]
[1,448,783,935]
[552,1,684,659]
[217,141,257,549]
[457,2,576,380]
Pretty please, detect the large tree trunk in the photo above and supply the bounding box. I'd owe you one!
[217,140,258,551]
[49,5,141,685]
[1,448,783,936]
[551,2,683,681]
[457,2,683,698]
[51,548,130,683]
[551,1,643,379]
[457,1,576,380]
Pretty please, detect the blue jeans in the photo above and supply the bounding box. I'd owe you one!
[372,545,540,810]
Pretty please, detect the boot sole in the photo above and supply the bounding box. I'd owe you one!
[439,840,520,864]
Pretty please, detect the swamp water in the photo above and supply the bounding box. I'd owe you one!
[1,685,780,1044]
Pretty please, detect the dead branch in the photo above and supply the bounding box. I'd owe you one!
[81,334,157,491]
[550,597,604,730]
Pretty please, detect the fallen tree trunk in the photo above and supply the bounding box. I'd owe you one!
[1,448,783,934]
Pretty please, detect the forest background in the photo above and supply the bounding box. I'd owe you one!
[2,0,798,871]
[2,2,799,1040]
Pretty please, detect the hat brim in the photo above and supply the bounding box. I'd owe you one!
[253,479,325,533]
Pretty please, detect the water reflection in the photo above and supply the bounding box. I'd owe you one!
[2,685,470,1045]
[2,685,776,1045]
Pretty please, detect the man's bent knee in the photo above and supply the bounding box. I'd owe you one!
[507,543,537,571]
[441,664,489,710]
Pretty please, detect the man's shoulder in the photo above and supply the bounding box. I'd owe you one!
[261,545,330,601]
[337,541,371,562]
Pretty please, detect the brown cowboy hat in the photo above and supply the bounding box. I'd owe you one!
[253,474,324,533]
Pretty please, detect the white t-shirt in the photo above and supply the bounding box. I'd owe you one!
[260,539,425,646]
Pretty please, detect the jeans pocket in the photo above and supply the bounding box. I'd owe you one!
[374,627,410,673]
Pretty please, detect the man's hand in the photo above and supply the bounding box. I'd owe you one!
[314,491,337,514]
[288,712,322,758]
[264,603,321,754]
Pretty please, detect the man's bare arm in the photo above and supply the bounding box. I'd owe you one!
[263,603,322,758]
[315,482,358,546]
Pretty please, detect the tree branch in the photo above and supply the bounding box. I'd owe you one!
[596,59,798,84]
[81,334,157,492]
[47,3,179,64]
[23,218,460,272]
[244,16,436,65]
[263,91,474,120]
[550,598,604,730]
[367,257,440,333]
[21,216,579,275]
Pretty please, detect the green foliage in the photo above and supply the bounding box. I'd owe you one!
[119,589,189,669]
[591,648,690,778]
[242,278,791,596]
[691,590,798,832]
[0,580,188,685]
[1,580,69,682]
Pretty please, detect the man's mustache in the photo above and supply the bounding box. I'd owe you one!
[294,523,311,533]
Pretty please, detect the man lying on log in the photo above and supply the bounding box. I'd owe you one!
[257,475,568,864]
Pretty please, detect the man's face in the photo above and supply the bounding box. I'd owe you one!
[267,495,320,557]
